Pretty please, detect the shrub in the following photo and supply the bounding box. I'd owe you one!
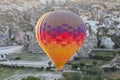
[110,67,117,72]
[90,55,113,61]
[92,61,97,66]
[103,67,110,72]
[73,56,80,60]
[103,67,117,72]
[113,44,119,49]
[48,61,52,68]
[46,67,51,71]
[100,45,105,48]
[85,64,93,68]
[79,63,85,67]
[19,66,26,69]
[40,66,44,71]
[71,64,78,70]
[14,57,21,60]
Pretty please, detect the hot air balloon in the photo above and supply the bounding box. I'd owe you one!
[36,11,86,70]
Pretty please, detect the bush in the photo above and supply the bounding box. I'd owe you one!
[48,61,52,68]
[73,56,80,60]
[92,61,97,66]
[71,64,78,70]
[103,67,110,72]
[113,44,119,49]
[14,57,21,60]
[90,55,113,61]
[46,67,51,71]
[21,76,41,80]
[103,67,117,72]
[110,67,117,72]
[100,45,105,48]
[85,64,93,68]
[79,63,85,67]
[40,66,44,71]
[19,66,26,69]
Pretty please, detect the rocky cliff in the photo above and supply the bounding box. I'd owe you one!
[0,0,120,56]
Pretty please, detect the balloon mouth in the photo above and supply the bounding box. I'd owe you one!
[55,64,64,70]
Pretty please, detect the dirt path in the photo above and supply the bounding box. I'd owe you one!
[0,45,23,54]
[4,72,62,80]
[0,60,49,68]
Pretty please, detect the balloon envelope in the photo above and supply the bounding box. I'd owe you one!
[36,11,86,70]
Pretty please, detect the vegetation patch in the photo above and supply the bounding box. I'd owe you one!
[11,52,48,61]
[21,76,41,80]
[0,67,25,80]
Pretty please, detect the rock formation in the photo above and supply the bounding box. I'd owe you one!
[0,0,120,57]
[101,36,115,49]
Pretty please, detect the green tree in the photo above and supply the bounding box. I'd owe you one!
[80,63,85,67]
[92,61,97,66]
[48,61,52,68]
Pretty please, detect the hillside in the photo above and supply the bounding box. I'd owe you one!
[0,0,120,55]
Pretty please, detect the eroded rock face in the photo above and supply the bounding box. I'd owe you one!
[20,31,43,53]
[77,38,94,57]
[27,32,43,53]
[15,30,25,44]
[0,0,120,54]
[0,0,44,52]
[70,36,94,60]
[70,22,98,59]
[115,28,120,36]
[0,27,9,46]
[101,36,114,49]
[28,41,43,53]
[0,34,8,46]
